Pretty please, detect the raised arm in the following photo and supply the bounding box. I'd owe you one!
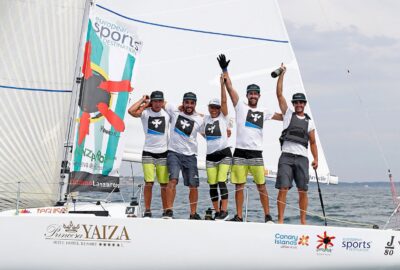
[128,95,150,117]
[276,63,288,115]
[217,54,239,107]
[309,130,318,169]
[220,73,228,116]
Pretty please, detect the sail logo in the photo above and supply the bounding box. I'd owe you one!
[384,236,395,256]
[316,231,335,255]
[93,17,142,54]
[274,233,309,249]
[45,221,131,248]
[341,237,371,252]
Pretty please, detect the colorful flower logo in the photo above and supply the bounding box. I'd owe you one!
[317,231,335,249]
[298,235,309,246]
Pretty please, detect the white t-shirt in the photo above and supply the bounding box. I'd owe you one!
[281,108,315,157]
[140,108,170,153]
[202,113,229,155]
[234,100,273,151]
[165,103,204,156]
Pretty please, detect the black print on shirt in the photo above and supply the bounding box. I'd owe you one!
[245,110,264,129]
[205,120,222,140]
[174,115,194,137]
[147,116,166,135]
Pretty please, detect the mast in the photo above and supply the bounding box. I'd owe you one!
[58,0,94,203]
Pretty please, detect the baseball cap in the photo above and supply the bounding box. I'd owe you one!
[208,98,221,107]
[291,93,307,102]
[183,92,197,101]
[150,91,164,101]
[246,84,260,93]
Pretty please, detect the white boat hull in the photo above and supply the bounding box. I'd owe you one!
[1,214,399,269]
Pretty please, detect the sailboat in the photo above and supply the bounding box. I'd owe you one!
[0,0,399,269]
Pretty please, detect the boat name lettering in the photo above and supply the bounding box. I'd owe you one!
[45,224,84,239]
[37,207,68,214]
[82,224,130,240]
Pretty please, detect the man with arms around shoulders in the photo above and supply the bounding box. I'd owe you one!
[164,92,204,220]
[275,63,318,225]
[128,91,170,218]
[217,54,283,223]
[202,74,232,220]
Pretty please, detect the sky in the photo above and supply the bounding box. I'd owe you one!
[278,0,400,181]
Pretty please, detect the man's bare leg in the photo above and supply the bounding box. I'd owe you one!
[277,188,289,224]
[189,186,198,215]
[235,183,245,218]
[298,188,308,225]
[166,179,177,210]
[257,184,270,215]
[160,183,168,211]
[144,182,153,211]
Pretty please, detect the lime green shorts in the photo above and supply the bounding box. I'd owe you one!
[142,151,169,184]
[206,164,231,185]
[231,165,265,185]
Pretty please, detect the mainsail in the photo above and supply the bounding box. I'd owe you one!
[0,0,86,211]
[94,0,337,184]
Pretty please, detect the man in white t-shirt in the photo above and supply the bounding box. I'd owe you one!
[128,91,170,218]
[217,54,282,223]
[164,92,204,219]
[275,64,318,225]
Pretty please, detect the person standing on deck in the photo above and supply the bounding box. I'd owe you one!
[201,73,232,220]
[275,63,318,225]
[217,54,283,223]
[164,92,204,220]
[128,91,170,218]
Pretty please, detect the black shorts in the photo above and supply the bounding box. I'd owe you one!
[275,152,309,191]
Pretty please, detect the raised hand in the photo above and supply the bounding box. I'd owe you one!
[217,54,230,71]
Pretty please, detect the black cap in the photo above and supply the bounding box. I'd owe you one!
[246,84,260,93]
[183,92,197,101]
[150,91,164,101]
[291,93,307,102]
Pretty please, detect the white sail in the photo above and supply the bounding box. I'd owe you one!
[94,0,336,183]
[0,0,86,211]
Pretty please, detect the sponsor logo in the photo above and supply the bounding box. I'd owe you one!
[274,233,309,249]
[384,236,395,256]
[93,17,142,54]
[316,231,335,255]
[341,237,371,252]
[19,209,31,214]
[45,221,131,248]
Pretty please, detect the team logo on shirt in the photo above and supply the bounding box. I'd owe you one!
[205,120,222,141]
[245,110,264,129]
[147,116,166,135]
[174,115,194,137]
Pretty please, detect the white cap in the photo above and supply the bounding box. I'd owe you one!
[208,98,221,107]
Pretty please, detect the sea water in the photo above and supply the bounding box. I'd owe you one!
[92,178,399,228]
